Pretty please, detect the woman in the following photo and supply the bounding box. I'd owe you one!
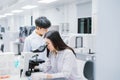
[32,30,78,80]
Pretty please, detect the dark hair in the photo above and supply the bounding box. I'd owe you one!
[44,30,76,57]
[35,16,51,29]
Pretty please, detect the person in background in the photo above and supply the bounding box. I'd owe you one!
[0,37,4,53]
[23,16,51,60]
[32,30,78,80]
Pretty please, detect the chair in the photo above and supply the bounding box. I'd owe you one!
[0,44,4,52]
[83,61,94,80]
[76,59,87,80]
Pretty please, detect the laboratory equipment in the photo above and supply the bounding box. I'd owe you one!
[61,33,95,54]
[32,44,47,53]
[21,52,46,77]
[0,52,21,76]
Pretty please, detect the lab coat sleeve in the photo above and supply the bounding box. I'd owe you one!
[39,58,52,72]
[31,72,47,79]
[23,38,31,52]
[31,59,51,80]
[51,51,76,79]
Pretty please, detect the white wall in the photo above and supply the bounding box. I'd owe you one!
[0,19,8,28]
[67,3,77,33]
[35,3,77,33]
[40,6,64,25]
[77,1,92,18]
[40,1,92,33]
[94,0,120,80]
[0,15,25,32]
[32,8,41,26]
[23,15,31,26]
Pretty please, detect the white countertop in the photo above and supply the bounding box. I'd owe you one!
[0,75,28,80]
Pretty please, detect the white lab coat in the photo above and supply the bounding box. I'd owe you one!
[23,30,47,60]
[40,49,78,80]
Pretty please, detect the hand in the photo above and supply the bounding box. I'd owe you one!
[47,74,52,79]
[31,72,47,80]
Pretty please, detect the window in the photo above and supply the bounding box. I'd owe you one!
[78,17,91,34]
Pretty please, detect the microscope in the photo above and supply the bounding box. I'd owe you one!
[25,45,47,76]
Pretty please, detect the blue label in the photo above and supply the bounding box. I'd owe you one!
[14,60,20,68]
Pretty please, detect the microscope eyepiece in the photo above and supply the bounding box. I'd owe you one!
[32,45,47,53]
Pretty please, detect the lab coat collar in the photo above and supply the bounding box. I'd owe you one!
[32,30,44,38]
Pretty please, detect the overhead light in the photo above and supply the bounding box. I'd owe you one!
[0,13,13,19]
[0,15,7,18]
[4,13,14,16]
[22,5,37,9]
[38,0,57,3]
[12,10,23,13]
